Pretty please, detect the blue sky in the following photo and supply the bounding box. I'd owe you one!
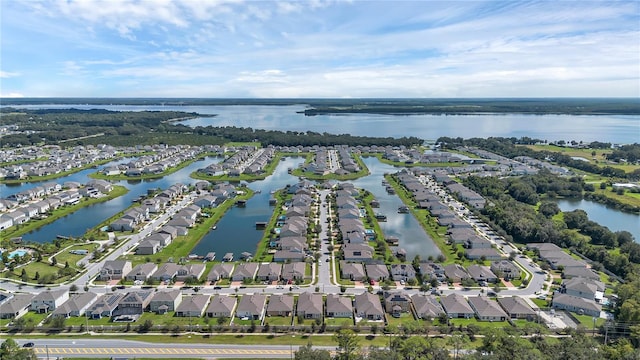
[1,0,638,98]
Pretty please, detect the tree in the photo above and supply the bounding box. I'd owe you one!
[294,342,331,360]
[1,338,37,360]
[69,284,78,293]
[333,328,360,360]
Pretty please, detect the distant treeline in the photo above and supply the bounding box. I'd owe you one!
[2,98,640,115]
[0,108,420,148]
[438,136,640,180]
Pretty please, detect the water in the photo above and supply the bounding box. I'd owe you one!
[556,199,639,241]
[190,157,305,257]
[353,157,441,260]
[6,104,639,143]
[13,157,222,243]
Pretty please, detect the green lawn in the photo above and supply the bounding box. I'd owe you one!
[324,317,354,327]
[448,317,509,328]
[385,312,415,327]
[573,314,605,328]
[265,315,293,326]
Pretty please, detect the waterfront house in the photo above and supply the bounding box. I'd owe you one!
[231,263,259,282]
[207,263,234,282]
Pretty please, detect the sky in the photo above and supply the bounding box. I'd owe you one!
[0,0,639,98]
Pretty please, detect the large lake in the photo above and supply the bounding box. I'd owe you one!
[7,104,640,143]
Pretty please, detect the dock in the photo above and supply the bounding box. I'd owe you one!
[255,221,268,229]
[375,213,387,221]
[236,199,247,207]
[222,253,234,262]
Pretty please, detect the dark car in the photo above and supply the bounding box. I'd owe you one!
[23,342,34,348]
[213,286,222,290]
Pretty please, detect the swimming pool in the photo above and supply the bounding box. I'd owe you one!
[8,249,28,258]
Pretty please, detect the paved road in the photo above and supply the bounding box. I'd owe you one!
[16,338,315,359]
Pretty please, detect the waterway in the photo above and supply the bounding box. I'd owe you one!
[8,157,222,243]
[7,104,639,144]
[556,199,640,241]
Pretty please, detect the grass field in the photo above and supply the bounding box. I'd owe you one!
[522,144,639,173]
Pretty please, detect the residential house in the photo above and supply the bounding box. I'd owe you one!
[266,294,294,317]
[465,247,503,261]
[236,294,267,320]
[0,294,34,319]
[390,263,417,282]
[281,262,306,282]
[365,264,390,281]
[31,289,69,313]
[354,292,384,321]
[176,295,210,317]
[125,263,158,282]
[326,294,353,319]
[136,239,161,255]
[97,260,132,281]
[296,293,323,320]
[149,290,182,314]
[552,293,602,317]
[176,264,206,282]
[497,297,536,320]
[257,263,282,282]
[231,263,259,282]
[273,250,305,263]
[490,260,521,280]
[342,243,374,263]
[87,293,126,319]
[467,265,498,284]
[441,294,474,319]
[206,295,237,318]
[207,263,234,283]
[411,294,445,320]
[384,291,412,316]
[562,267,600,281]
[444,264,470,283]
[51,292,98,318]
[151,263,181,283]
[468,296,507,321]
[113,291,153,317]
[340,261,366,281]
[562,277,605,301]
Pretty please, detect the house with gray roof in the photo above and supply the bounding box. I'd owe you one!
[468,296,507,321]
[176,264,206,282]
[365,264,390,281]
[149,290,182,314]
[136,239,161,255]
[207,263,234,282]
[151,263,180,282]
[257,263,282,282]
[296,293,323,320]
[497,297,536,320]
[390,263,417,282]
[441,294,474,319]
[176,295,210,317]
[236,294,267,320]
[31,289,69,313]
[326,294,353,319]
[384,291,412,316]
[552,293,602,317]
[97,260,132,281]
[231,263,259,282]
[466,247,503,261]
[562,277,604,301]
[206,295,237,318]
[87,293,125,319]
[354,292,384,321]
[266,294,294,317]
[0,294,34,319]
[444,264,470,283]
[52,292,98,318]
[562,267,600,281]
[281,262,306,282]
[340,261,366,281]
[467,265,498,284]
[113,291,153,317]
[125,263,158,282]
[273,250,305,262]
[411,294,445,320]
[490,260,521,280]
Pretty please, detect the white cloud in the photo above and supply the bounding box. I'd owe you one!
[0,71,20,78]
[0,92,24,98]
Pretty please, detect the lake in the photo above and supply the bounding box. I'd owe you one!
[556,199,639,241]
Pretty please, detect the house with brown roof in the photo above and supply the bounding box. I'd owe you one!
[467,265,498,284]
[176,264,206,282]
[151,263,180,282]
[365,264,390,281]
[281,262,306,282]
[340,261,366,281]
[232,263,259,282]
[207,263,234,282]
[266,294,294,317]
[490,260,521,280]
[384,291,412,316]
[113,291,154,318]
[257,263,282,282]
